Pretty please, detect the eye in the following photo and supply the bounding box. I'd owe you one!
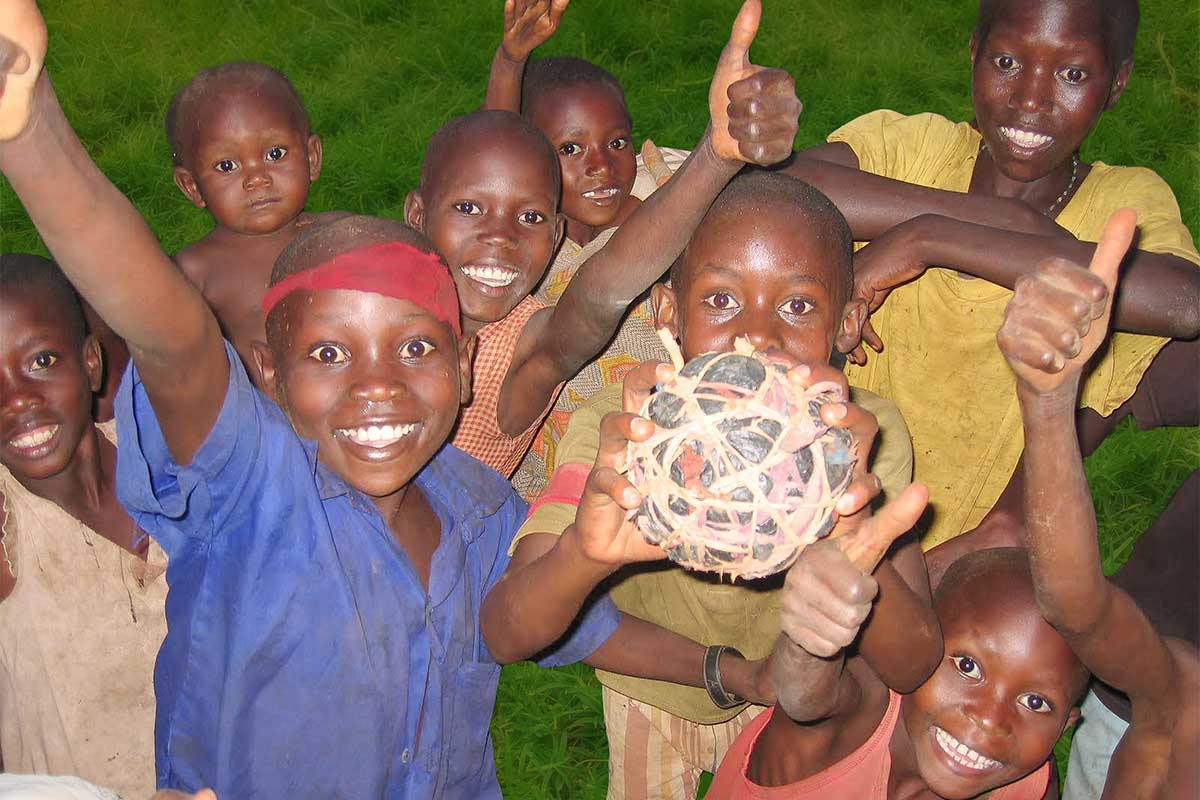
[609,137,630,151]
[520,210,547,225]
[453,201,482,216]
[950,655,983,681]
[265,146,288,161]
[214,159,238,173]
[1018,693,1053,714]
[779,298,814,318]
[702,292,740,311]
[1058,67,1088,85]
[30,351,59,371]
[401,338,437,359]
[308,344,349,364]
[558,142,582,157]
[993,54,1018,71]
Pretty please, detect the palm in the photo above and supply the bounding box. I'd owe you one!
[0,0,47,141]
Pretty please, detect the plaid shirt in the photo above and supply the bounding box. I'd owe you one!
[452,295,557,477]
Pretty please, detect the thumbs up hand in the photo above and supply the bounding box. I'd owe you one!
[0,0,47,141]
[707,0,801,165]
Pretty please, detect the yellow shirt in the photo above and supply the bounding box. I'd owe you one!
[515,382,913,723]
[829,110,1200,549]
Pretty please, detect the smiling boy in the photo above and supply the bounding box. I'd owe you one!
[168,62,347,380]
[0,8,621,796]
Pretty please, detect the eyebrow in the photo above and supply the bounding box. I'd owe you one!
[695,263,833,291]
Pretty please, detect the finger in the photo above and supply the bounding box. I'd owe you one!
[0,40,30,77]
[837,483,928,573]
[622,359,672,413]
[996,320,1070,373]
[503,0,515,27]
[1024,259,1106,329]
[1005,302,1086,359]
[641,138,674,187]
[584,464,642,513]
[549,0,570,25]
[861,317,884,352]
[848,343,868,366]
[787,362,850,396]
[835,472,883,516]
[1087,208,1136,300]
[718,0,761,71]
[820,400,879,476]
[597,410,653,469]
[781,625,844,658]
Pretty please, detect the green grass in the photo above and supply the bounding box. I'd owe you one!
[2,1,1197,797]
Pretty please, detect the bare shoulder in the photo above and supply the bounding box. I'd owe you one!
[174,233,223,291]
[299,210,353,229]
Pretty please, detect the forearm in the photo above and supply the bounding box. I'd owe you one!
[483,46,525,112]
[856,561,941,692]
[552,134,739,364]
[914,215,1200,338]
[770,633,850,722]
[481,528,616,664]
[0,74,216,358]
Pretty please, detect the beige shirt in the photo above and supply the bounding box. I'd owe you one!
[515,383,914,723]
[0,421,167,799]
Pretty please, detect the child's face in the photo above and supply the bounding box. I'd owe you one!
[901,587,1082,799]
[970,0,1128,183]
[0,292,101,481]
[530,84,636,232]
[174,89,321,236]
[653,205,861,366]
[406,130,561,327]
[256,290,470,500]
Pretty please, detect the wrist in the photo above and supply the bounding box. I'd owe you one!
[560,522,623,579]
[1016,381,1080,418]
[704,645,747,709]
[496,43,527,65]
[695,126,744,174]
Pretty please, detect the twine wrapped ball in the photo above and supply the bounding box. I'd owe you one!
[626,338,856,580]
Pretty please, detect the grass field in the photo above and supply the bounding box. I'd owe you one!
[2,1,1197,797]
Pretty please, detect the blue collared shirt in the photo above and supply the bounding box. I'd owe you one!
[116,344,618,798]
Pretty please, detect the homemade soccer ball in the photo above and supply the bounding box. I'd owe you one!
[626,337,856,580]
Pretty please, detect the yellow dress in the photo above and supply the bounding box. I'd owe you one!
[829,110,1200,548]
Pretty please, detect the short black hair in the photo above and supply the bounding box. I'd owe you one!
[420,110,561,199]
[670,169,854,302]
[265,215,448,349]
[0,253,88,344]
[166,61,310,166]
[975,0,1139,66]
[520,56,629,123]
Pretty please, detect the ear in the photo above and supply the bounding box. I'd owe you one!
[251,340,284,406]
[306,134,324,182]
[1063,705,1082,733]
[650,282,681,340]
[1105,59,1132,110]
[404,190,426,230]
[833,297,868,354]
[173,166,207,209]
[554,212,565,249]
[968,31,980,64]
[456,334,477,406]
[81,334,104,393]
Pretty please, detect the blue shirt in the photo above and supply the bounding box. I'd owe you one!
[115,345,618,798]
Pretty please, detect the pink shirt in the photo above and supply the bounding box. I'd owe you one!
[708,693,1050,800]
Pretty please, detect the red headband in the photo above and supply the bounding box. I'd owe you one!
[261,241,461,336]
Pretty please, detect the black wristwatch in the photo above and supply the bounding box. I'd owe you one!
[704,644,746,709]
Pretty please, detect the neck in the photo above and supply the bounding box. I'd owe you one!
[971,146,1082,219]
[13,424,111,514]
[214,212,306,243]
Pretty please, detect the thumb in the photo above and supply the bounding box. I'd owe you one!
[835,483,928,573]
[718,0,761,71]
[1088,207,1135,303]
[641,138,673,187]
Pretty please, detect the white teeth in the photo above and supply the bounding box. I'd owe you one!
[337,423,417,447]
[462,265,518,288]
[933,727,1002,771]
[582,187,619,199]
[999,126,1052,149]
[9,426,59,449]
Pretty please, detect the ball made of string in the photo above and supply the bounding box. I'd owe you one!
[626,339,855,580]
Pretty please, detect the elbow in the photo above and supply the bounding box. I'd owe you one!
[480,599,533,666]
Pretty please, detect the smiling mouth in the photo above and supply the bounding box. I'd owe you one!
[581,186,620,201]
[932,726,1003,771]
[337,423,417,448]
[8,424,60,452]
[998,125,1054,151]
[461,264,519,289]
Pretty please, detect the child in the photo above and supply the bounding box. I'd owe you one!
[783,0,1200,549]
[167,60,346,380]
[998,209,1198,798]
[484,0,689,498]
[0,254,166,800]
[0,9,622,795]
[404,0,802,478]
[482,170,939,799]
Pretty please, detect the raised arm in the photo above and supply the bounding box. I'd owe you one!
[999,209,1178,712]
[0,5,227,465]
[482,0,569,111]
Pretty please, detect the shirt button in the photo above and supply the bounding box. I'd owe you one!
[401,748,410,763]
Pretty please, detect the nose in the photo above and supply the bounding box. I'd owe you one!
[348,356,407,405]
[477,212,518,248]
[583,145,613,178]
[242,160,272,190]
[740,312,785,354]
[962,692,1015,741]
[1011,67,1053,114]
[0,371,43,416]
